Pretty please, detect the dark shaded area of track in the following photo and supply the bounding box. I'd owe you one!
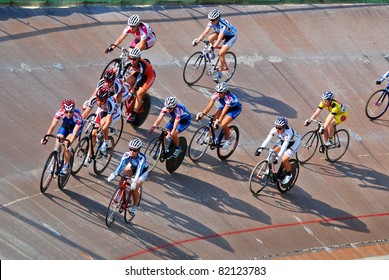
[1,4,388,259]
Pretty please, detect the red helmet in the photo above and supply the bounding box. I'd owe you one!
[96,86,109,101]
[103,68,116,82]
[62,99,75,111]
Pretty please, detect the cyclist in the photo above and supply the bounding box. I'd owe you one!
[41,99,84,174]
[107,138,148,216]
[105,14,156,53]
[148,96,191,158]
[125,47,156,123]
[305,91,348,146]
[195,82,242,150]
[192,8,238,81]
[82,86,121,162]
[255,117,301,185]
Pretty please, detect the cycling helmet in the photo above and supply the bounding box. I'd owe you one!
[62,99,75,111]
[127,14,140,27]
[129,47,142,59]
[128,138,142,150]
[103,69,116,82]
[322,91,334,101]
[164,96,177,109]
[96,86,109,101]
[275,117,288,127]
[208,9,221,20]
[215,82,229,93]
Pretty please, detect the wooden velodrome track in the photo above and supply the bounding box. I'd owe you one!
[1,4,389,260]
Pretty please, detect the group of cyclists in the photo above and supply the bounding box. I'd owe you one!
[41,8,350,215]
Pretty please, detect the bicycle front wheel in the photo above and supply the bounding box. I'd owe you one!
[183,51,207,85]
[218,51,237,83]
[101,58,122,79]
[325,129,350,162]
[365,89,389,120]
[217,125,239,160]
[249,160,271,194]
[110,115,124,146]
[94,136,114,175]
[144,137,162,172]
[296,131,318,164]
[72,137,89,175]
[188,126,211,161]
[40,151,57,193]
[106,187,124,227]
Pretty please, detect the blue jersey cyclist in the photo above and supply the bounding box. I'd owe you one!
[41,99,84,174]
[148,96,191,158]
[192,8,238,81]
[196,82,242,150]
[107,138,148,216]
[256,117,301,185]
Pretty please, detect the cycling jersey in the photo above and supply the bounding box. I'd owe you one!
[97,78,129,103]
[261,127,301,159]
[212,91,241,108]
[113,152,149,185]
[88,96,121,124]
[161,103,190,122]
[208,18,237,37]
[54,108,83,127]
[318,99,347,115]
[129,59,156,91]
[123,22,156,49]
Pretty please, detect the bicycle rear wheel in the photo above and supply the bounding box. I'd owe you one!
[166,137,187,173]
[276,159,300,193]
[40,151,57,193]
[188,126,210,161]
[183,51,207,85]
[249,160,271,194]
[144,137,162,172]
[217,51,237,83]
[365,89,389,120]
[217,125,239,160]
[124,186,142,223]
[101,58,122,79]
[110,115,123,146]
[325,129,350,162]
[94,136,114,175]
[106,187,124,227]
[131,92,151,127]
[296,131,318,164]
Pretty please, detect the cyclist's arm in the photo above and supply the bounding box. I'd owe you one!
[170,117,180,136]
[201,99,216,115]
[309,107,322,121]
[260,130,274,149]
[152,110,165,127]
[323,114,335,130]
[68,125,81,145]
[133,156,146,184]
[112,33,127,51]
[136,39,147,51]
[45,119,58,136]
[198,26,211,41]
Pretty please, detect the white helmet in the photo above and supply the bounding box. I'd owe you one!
[208,9,221,20]
[215,82,229,93]
[129,47,141,59]
[275,117,288,127]
[164,96,177,109]
[128,14,140,26]
[128,138,142,150]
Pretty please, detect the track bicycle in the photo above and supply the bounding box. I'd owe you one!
[296,119,350,163]
[249,147,300,194]
[40,134,73,193]
[365,71,389,120]
[183,40,237,85]
[105,173,142,227]
[188,114,239,161]
[72,119,114,175]
[144,127,187,173]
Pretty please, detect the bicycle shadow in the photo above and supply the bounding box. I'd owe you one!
[367,117,389,127]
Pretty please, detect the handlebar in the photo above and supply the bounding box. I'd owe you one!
[43,134,71,145]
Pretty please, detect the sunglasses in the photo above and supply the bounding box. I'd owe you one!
[129,57,138,61]
[129,148,139,152]
[275,126,284,130]
[65,110,74,114]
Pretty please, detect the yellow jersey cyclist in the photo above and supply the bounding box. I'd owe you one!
[305,91,348,146]
[255,117,301,185]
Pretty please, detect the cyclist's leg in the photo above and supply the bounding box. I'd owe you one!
[219,35,236,70]
[221,105,241,140]
[134,70,155,113]
[132,171,148,206]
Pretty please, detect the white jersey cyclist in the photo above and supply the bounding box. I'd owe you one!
[87,95,121,125]
[260,126,301,160]
[96,78,129,104]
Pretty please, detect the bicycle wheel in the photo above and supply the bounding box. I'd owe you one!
[296,131,318,164]
[101,58,122,79]
[217,51,237,83]
[365,89,389,120]
[78,114,96,142]
[71,137,89,175]
[94,136,114,175]
[110,115,124,146]
[249,160,271,194]
[325,129,350,162]
[183,51,207,85]
[105,187,124,227]
[276,159,300,193]
[40,151,57,193]
[124,186,142,223]
[188,126,211,161]
[166,137,187,173]
[131,92,151,127]
[58,152,73,190]
[144,137,162,172]
[217,125,239,160]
